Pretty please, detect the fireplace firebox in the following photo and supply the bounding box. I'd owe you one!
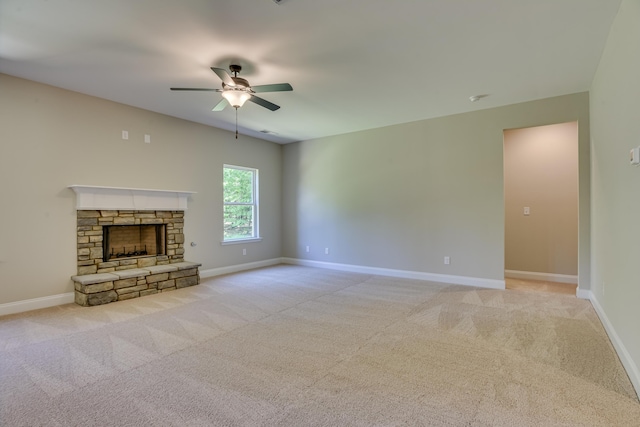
[103,224,166,262]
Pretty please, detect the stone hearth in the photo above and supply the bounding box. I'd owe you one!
[72,261,201,306]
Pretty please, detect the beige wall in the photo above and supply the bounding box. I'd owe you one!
[282,93,591,286]
[504,122,579,276]
[0,74,593,305]
[0,73,282,305]
[590,0,640,391]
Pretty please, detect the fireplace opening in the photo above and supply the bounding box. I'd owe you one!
[103,224,166,262]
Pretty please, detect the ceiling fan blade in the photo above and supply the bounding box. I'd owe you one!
[248,95,280,111]
[211,67,235,87]
[170,87,221,92]
[212,98,228,112]
[251,83,293,93]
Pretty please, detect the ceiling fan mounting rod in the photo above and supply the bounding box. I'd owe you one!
[229,64,242,77]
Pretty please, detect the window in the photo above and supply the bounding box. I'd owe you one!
[223,165,259,242]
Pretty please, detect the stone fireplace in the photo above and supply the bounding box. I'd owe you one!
[69,186,200,306]
[75,210,183,274]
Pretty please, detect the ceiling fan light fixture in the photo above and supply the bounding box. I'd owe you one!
[222,90,251,108]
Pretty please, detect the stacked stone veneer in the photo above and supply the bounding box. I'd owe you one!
[72,210,200,306]
[76,210,185,274]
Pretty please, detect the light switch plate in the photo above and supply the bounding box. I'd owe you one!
[630,147,640,165]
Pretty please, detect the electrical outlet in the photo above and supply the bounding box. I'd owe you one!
[305,245,310,253]
[122,130,129,140]
[242,248,246,256]
[444,256,450,265]
[325,248,329,255]
[144,134,151,143]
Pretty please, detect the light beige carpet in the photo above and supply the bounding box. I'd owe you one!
[1,265,638,426]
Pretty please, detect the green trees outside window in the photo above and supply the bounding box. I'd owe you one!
[223,165,258,241]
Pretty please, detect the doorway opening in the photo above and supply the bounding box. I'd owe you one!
[503,122,579,295]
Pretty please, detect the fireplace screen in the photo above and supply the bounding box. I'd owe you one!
[103,224,166,261]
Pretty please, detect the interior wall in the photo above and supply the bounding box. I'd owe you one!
[282,93,590,286]
[590,0,640,392]
[0,73,282,305]
[504,122,579,277]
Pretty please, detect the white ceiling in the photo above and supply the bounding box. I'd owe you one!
[0,0,621,144]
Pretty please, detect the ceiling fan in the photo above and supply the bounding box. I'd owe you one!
[170,64,293,111]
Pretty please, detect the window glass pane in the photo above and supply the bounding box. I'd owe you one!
[223,165,258,242]
[223,205,254,240]
[223,168,253,203]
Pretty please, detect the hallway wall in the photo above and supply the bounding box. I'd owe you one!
[504,122,579,279]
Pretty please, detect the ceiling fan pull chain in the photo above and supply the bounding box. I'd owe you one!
[235,107,239,139]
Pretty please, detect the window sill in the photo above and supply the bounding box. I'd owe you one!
[221,238,263,246]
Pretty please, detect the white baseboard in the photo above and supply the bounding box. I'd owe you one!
[0,259,282,317]
[0,292,75,317]
[588,294,640,399]
[504,269,578,284]
[200,258,283,279]
[282,258,505,290]
[576,289,592,300]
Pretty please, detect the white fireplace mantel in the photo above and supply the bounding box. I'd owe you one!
[68,185,196,211]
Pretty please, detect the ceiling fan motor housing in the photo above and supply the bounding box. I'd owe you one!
[229,77,250,89]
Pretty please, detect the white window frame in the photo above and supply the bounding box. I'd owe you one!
[222,164,261,244]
